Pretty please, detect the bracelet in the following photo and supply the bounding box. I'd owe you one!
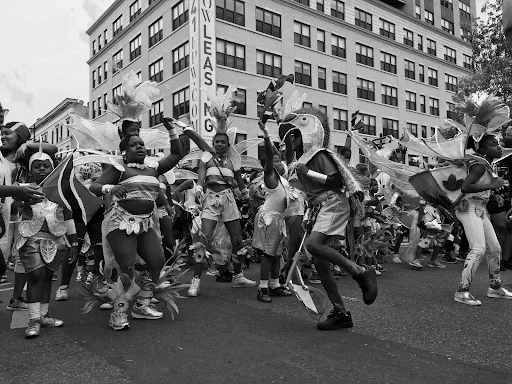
[71,242,79,247]
[241,188,250,200]
[101,184,114,195]
[262,128,270,138]
[168,128,179,140]
[195,185,203,195]
[306,169,328,184]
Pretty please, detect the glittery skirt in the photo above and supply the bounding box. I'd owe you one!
[252,208,287,256]
[14,232,67,273]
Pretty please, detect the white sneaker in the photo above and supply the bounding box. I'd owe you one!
[55,286,69,301]
[392,254,402,264]
[188,276,200,297]
[372,266,382,276]
[232,272,257,288]
[409,260,423,270]
[454,291,482,306]
[487,287,512,299]
[75,270,84,282]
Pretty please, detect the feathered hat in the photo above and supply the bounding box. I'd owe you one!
[203,85,239,135]
[107,71,160,123]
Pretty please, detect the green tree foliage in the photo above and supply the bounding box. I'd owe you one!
[458,0,512,103]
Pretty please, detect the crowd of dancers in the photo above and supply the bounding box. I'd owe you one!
[1,71,512,339]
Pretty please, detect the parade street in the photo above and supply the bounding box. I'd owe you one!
[1,255,512,384]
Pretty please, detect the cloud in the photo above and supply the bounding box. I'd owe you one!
[0,72,35,109]
[82,0,108,21]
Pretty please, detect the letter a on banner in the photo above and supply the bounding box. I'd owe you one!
[189,0,216,142]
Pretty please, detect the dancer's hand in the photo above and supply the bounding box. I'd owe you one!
[296,163,309,175]
[68,246,78,265]
[14,185,45,204]
[13,143,28,162]
[111,185,128,198]
[491,177,505,190]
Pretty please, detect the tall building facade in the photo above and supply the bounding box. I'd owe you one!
[86,0,474,164]
[32,98,89,151]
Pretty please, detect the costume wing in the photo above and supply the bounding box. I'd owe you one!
[66,114,120,151]
[179,150,203,165]
[139,128,169,150]
[233,138,263,155]
[72,154,125,172]
[409,165,466,207]
[241,155,263,171]
[163,169,198,184]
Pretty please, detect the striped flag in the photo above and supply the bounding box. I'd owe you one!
[40,153,103,223]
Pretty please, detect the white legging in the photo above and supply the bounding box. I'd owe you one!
[456,203,501,291]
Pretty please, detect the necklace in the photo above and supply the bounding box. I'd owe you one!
[126,163,146,170]
[217,155,228,166]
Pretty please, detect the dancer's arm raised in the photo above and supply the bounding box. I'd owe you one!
[258,121,279,190]
[157,118,184,174]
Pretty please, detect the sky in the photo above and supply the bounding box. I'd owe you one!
[0,0,112,126]
[0,0,491,128]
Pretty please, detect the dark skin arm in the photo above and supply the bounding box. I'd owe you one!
[284,134,294,165]
[295,163,343,189]
[164,117,214,153]
[0,185,44,202]
[460,163,504,193]
[89,167,123,197]
[157,135,183,175]
[174,179,194,194]
[259,121,279,189]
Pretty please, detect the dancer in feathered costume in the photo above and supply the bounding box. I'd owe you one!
[12,146,78,338]
[279,107,378,330]
[180,86,257,296]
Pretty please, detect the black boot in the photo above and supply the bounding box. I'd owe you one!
[257,288,272,303]
[317,308,353,330]
[353,265,378,305]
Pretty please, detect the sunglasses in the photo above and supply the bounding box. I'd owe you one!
[0,109,9,116]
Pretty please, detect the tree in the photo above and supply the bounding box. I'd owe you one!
[458,0,512,103]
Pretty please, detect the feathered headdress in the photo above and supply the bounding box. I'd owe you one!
[107,71,160,123]
[28,140,54,170]
[203,85,239,134]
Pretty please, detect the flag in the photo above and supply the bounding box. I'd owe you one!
[41,153,103,223]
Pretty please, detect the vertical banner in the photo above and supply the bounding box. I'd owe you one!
[189,0,216,143]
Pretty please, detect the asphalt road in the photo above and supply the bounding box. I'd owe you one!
[1,255,512,384]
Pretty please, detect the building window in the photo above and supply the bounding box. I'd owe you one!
[447,102,457,119]
[173,88,190,118]
[317,29,325,52]
[104,29,108,46]
[149,99,163,127]
[404,60,415,80]
[216,39,245,70]
[379,19,395,40]
[418,34,423,51]
[233,88,246,115]
[103,93,108,112]
[318,67,326,90]
[97,35,102,51]
[429,98,439,116]
[427,39,436,56]
[112,49,123,73]
[356,43,373,67]
[92,100,96,119]
[216,0,245,26]
[112,84,122,104]
[461,25,471,41]
[445,74,458,92]
[441,0,453,10]
[130,1,141,22]
[403,29,414,47]
[97,97,102,117]
[459,1,471,19]
[294,21,311,47]
[303,101,313,109]
[442,18,454,34]
[129,34,141,61]
[97,65,102,84]
[103,61,108,81]
[256,50,282,77]
[415,5,421,19]
[319,105,327,116]
[355,8,372,31]
[149,18,163,47]
[380,52,396,74]
[295,61,311,86]
[255,7,281,38]
[331,1,344,20]
[333,71,347,94]
[424,10,434,25]
[113,15,123,37]
[420,95,426,113]
[92,70,96,88]
[419,64,425,82]
[444,46,457,64]
[317,1,324,12]
[92,40,97,55]
[149,58,163,83]
[463,54,473,69]
[361,114,376,135]
[172,0,189,30]
[383,118,399,138]
[406,122,418,136]
[173,42,190,74]
[331,34,346,58]
[333,108,348,131]
[421,125,427,138]
[381,85,397,106]
[428,67,438,87]
[357,78,374,101]
[406,91,416,111]
[293,0,310,5]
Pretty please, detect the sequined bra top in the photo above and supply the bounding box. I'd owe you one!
[202,152,237,189]
[114,175,160,202]
[19,199,67,238]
